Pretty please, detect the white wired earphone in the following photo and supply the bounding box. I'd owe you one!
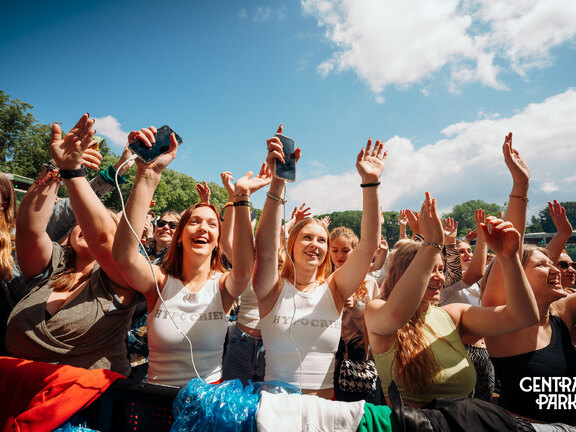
[115,155,202,381]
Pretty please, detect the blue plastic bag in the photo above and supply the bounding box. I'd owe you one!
[171,378,301,432]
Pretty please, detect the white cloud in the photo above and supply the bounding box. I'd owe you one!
[92,115,129,149]
[301,0,576,98]
[288,88,576,217]
[238,8,248,19]
[540,182,559,193]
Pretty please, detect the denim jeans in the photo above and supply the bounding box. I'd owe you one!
[222,324,266,386]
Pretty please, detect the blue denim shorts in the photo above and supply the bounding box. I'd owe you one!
[222,324,266,386]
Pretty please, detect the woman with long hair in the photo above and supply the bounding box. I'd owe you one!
[6,114,137,375]
[253,127,386,398]
[0,173,18,354]
[112,126,268,386]
[366,200,539,406]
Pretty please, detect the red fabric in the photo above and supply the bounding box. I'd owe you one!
[0,357,124,432]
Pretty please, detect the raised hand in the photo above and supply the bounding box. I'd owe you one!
[266,124,301,176]
[406,209,421,236]
[502,132,529,185]
[50,113,96,170]
[398,210,408,228]
[465,228,477,243]
[291,203,311,223]
[234,164,273,197]
[443,217,458,245]
[320,215,331,228]
[196,181,211,204]
[480,216,520,259]
[474,209,486,243]
[418,192,443,246]
[356,138,387,183]
[129,126,178,175]
[221,171,235,200]
[549,200,573,235]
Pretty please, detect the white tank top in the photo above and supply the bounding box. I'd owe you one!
[147,273,228,386]
[237,282,261,330]
[260,279,341,390]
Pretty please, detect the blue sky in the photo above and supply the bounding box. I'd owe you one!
[2,0,575,220]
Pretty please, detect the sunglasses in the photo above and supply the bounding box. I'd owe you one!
[557,261,576,270]
[156,220,178,229]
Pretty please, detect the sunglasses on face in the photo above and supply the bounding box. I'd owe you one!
[557,261,576,270]
[156,220,178,229]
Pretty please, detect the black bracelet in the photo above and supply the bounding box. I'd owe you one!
[60,165,87,179]
[360,181,380,188]
[234,200,250,207]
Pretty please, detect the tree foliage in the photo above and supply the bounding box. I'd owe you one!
[527,201,576,233]
[442,200,503,236]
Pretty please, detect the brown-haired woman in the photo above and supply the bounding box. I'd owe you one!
[6,114,137,375]
[112,126,269,387]
[253,126,386,399]
[366,199,539,406]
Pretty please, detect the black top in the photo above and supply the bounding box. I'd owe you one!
[491,315,576,425]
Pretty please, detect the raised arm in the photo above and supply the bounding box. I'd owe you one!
[398,210,408,240]
[462,209,488,285]
[442,217,461,287]
[196,181,211,204]
[219,171,235,262]
[446,217,538,338]
[282,203,311,240]
[406,209,420,239]
[49,114,130,288]
[365,192,444,340]
[368,236,389,273]
[253,125,300,301]
[546,200,573,263]
[483,132,530,307]
[223,166,271,298]
[112,127,178,297]
[330,138,386,302]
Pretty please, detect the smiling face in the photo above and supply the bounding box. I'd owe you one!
[524,250,566,304]
[180,206,220,258]
[421,254,446,304]
[292,220,329,271]
[330,236,354,269]
[457,240,473,272]
[154,213,180,249]
[556,253,576,290]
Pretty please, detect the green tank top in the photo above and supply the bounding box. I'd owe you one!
[373,306,476,403]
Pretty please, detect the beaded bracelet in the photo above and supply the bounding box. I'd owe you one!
[35,162,62,186]
[234,200,250,207]
[219,202,234,221]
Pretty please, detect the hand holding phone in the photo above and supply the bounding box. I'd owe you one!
[274,133,296,182]
[128,125,183,164]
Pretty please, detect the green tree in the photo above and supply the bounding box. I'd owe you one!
[442,200,503,236]
[0,91,52,178]
[529,201,576,233]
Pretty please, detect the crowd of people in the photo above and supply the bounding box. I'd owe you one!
[1,114,575,430]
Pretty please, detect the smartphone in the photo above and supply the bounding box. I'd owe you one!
[128,125,183,163]
[274,133,296,182]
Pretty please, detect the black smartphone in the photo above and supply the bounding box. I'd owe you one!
[274,133,296,182]
[128,125,183,163]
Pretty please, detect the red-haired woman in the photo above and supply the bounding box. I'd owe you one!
[112,126,268,387]
[253,126,386,399]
